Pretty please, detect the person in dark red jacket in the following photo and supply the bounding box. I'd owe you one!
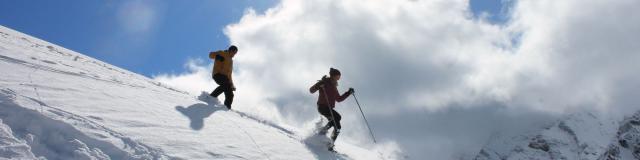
[309,68,354,144]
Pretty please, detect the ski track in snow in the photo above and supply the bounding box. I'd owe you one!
[0,25,380,160]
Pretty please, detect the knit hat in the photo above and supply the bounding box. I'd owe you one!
[329,68,341,76]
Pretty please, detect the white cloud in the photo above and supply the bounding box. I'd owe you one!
[504,0,640,113]
[154,0,640,159]
[153,59,214,95]
[117,0,158,34]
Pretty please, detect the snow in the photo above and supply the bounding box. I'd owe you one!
[0,25,385,160]
[473,109,640,160]
[0,118,39,159]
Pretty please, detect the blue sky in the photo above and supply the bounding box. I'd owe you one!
[470,0,510,23]
[0,0,504,77]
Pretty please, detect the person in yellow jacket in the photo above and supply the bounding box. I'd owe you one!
[209,45,238,109]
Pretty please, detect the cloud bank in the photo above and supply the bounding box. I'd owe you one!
[154,0,640,159]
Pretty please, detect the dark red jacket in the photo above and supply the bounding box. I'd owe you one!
[309,77,351,108]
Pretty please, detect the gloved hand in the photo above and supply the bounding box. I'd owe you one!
[348,88,355,94]
[215,54,225,62]
[232,85,236,91]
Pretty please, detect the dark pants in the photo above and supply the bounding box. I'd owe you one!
[211,73,234,109]
[317,105,341,130]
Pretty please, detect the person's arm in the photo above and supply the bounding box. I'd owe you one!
[310,76,329,93]
[209,51,219,59]
[336,88,354,102]
[309,81,322,94]
[209,50,225,61]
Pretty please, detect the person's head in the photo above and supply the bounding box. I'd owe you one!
[228,45,238,57]
[329,68,341,81]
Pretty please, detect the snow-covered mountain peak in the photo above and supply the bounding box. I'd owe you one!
[475,109,640,160]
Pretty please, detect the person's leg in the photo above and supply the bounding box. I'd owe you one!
[211,86,224,97]
[223,84,234,109]
[210,74,225,97]
[332,109,342,130]
[213,74,233,109]
[317,106,334,135]
[330,109,341,141]
[317,106,334,128]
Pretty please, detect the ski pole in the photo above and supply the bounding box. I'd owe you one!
[320,87,340,155]
[352,92,377,143]
[320,86,339,135]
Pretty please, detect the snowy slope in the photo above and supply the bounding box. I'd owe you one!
[0,25,386,160]
[474,110,640,160]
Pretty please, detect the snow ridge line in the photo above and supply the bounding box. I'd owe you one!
[0,30,189,95]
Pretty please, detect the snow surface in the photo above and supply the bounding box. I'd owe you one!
[0,118,38,159]
[474,110,640,160]
[0,25,389,160]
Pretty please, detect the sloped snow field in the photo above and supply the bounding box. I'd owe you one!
[0,25,385,160]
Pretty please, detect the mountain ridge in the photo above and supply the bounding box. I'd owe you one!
[475,109,639,160]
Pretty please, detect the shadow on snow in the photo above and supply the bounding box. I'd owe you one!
[175,92,226,130]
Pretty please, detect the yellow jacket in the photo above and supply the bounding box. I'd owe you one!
[209,50,234,84]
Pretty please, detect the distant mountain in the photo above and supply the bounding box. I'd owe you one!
[475,110,640,160]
